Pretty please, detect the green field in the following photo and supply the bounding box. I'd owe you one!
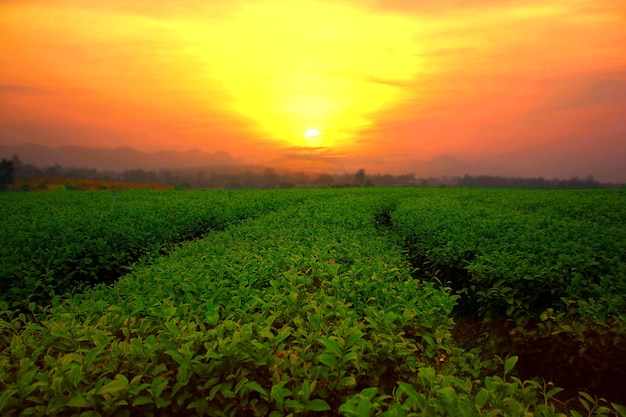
[1,187,625,416]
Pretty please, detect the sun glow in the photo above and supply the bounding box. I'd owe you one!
[303,128,322,147]
[180,0,423,149]
[4,0,621,175]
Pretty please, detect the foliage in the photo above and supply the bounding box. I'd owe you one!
[0,158,15,191]
[0,187,624,415]
[391,189,626,321]
[0,189,291,306]
[389,188,626,406]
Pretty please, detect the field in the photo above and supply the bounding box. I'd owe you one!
[1,187,625,416]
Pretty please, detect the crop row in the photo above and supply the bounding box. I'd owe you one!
[0,189,296,306]
[0,189,595,416]
[387,188,626,400]
[389,189,626,321]
[1,187,625,415]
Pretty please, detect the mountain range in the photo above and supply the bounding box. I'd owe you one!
[1,142,625,183]
[0,143,244,172]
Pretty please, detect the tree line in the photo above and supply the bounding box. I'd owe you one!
[1,154,622,191]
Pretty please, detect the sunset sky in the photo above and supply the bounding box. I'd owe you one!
[1,0,625,180]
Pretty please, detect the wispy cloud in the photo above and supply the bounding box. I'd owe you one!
[0,84,50,95]
[1,0,625,180]
[542,70,626,110]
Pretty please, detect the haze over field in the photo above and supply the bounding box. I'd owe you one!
[1,0,625,181]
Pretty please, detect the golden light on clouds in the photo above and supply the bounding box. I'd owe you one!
[0,0,423,152]
[1,0,625,180]
[183,0,423,149]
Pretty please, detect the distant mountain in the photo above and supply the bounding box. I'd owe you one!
[474,132,626,183]
[402,154,517,179]
[0,143,244,172]
[398,134,626,183]
[2,139,624,183]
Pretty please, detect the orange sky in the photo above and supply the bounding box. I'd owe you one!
[1,0,625,180]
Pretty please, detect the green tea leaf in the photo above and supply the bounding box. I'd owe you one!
[85,345,105,368]
[0,389,17,411]
[345,331,364,349]
[342,351,358,364]
[360,387,378,400]
[245,381,268,398]
[98,378,128,395]
[165,350,189,367]
[318,353,338,368]
[319,338,342,357]
[475,388,489,409]
[132,396,153,406]
[611,403,626,417]
[504,356,518,374]
[285,399,305,411]
[67,395,91,408]
[165,321,180,336]
[356,397,372,417]
[546,386,564,398]
[271,383,292,405]
[150,376,169,398]
[308,399,331,411]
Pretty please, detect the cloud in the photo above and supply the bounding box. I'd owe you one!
[331,0,625,18]
[321,0,523,15]
[2,0,625,181]
[0,84,50,95]
[0,0,247,20]
[478,69,626,150]
[0,121,127,148]
[543,70,626,110]
[476,130,626,182]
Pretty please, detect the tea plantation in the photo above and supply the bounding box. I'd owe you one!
[1,187,625,416]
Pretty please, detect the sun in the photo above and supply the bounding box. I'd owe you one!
[304,128,322,147]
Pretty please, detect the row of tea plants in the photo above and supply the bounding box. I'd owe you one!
[387,188,626,403]
[1,187,625,415]
[0,189,298,307]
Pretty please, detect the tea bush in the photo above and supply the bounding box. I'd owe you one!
[0,189,295,306]
[1,187,625,415]
[390,188,626,405]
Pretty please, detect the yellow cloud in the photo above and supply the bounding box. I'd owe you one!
[3,0,623,160]
[174,0,424,148]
